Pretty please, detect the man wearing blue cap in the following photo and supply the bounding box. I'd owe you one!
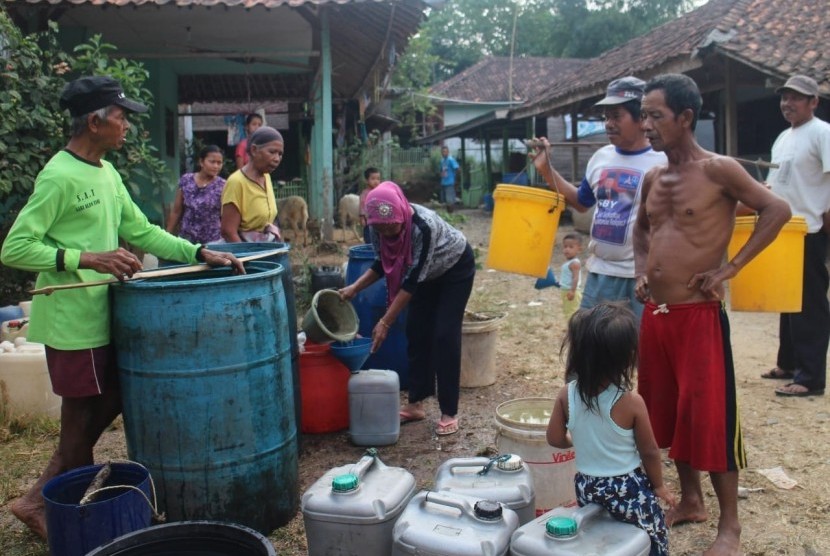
[1,75,243,538]
[531,76,667,322]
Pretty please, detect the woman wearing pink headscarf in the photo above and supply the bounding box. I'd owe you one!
[339,181,475,436]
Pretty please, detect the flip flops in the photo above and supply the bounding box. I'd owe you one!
[436,417,459,436]
[399,407,426,424]
[775,383,825,397]
[761,367,794,380]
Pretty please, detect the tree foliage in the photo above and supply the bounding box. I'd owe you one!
[0,8,167,304]
[395,0,695,85]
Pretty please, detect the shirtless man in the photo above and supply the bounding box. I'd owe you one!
[633,74,791,555]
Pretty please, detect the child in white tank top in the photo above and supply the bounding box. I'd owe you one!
[546,302,677,556]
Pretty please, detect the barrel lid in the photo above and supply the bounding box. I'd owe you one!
[332,473,359,492]
[474,500,503,520]
[495,454,523,471]
[546,516,577,538]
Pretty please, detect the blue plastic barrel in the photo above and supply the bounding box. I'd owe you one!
[111,261,298,535]
[346,245,409,388]
[42,462,152,556]
[206,242,301,433]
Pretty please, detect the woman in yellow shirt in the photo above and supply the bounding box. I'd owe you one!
[221,126,284,242]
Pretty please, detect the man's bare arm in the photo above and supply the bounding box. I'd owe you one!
[529,138,589,211]
[633,169,655,302]
[710,157,792,272]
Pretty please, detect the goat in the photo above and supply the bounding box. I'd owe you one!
[277,195,309,246]
[337,193,362,242]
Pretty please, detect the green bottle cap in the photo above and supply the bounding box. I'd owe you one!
[546,516,577,538]
[332,473,359,492]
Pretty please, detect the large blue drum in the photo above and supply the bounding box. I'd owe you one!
[346,245,409,388]
[206,242,301,432]
[112,261,298,534]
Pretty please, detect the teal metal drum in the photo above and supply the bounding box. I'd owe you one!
[206,242,301,432]
[111,261,298,535]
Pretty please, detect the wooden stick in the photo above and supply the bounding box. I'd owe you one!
[733,157,779,169]
[80,462,111,505]
[29,248,287,296]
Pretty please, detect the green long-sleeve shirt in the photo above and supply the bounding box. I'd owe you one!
[1,150,198,349]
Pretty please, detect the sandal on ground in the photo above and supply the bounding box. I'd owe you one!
[774,383,825,397]
[761,367,794,380]
[400,407,426,424]
[436,418,459,436]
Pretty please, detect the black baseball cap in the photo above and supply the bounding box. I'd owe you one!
[59,76,148,117]
[594,76,646,106]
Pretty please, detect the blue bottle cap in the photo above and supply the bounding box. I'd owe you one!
[546,516,577,538]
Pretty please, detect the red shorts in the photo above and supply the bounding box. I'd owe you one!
[638,301,746,472]
[45,345,118,398]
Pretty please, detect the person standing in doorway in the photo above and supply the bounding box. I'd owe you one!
[234,112,264,170]
[761,74,830,398]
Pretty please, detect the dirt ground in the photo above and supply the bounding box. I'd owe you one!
[1,208,829,555]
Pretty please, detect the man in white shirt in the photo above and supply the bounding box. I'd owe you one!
[763,74,830,397]
[531,77,667,322]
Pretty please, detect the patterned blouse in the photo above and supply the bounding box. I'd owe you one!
[370,203,469,293]
[177,173,226,244]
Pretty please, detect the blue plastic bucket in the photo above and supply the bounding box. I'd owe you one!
[42,462,153,556]
[86,521,276,556]
[346,245,409,388]
[205,242,301,432]
[111,261,298,534]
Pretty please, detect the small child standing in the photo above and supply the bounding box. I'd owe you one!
[535,233,583,319]
[558,233,582,319]
[359,167,382,244]
[546,302,676,556]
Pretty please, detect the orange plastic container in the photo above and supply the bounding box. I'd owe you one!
[299,342,350,433]
[728,216,807,312]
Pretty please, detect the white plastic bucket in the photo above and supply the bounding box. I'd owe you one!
[494,398,576,516]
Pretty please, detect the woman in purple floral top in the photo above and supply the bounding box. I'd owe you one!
[166,145,226,244]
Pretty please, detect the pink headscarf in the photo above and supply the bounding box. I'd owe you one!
[365,181,414,305]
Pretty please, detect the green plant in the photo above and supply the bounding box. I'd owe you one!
[71,35,171,219]
[0,9,166,304]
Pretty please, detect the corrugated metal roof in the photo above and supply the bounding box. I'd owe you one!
[5,0,428,104]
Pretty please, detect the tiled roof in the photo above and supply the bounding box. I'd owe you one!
[514,0,738,118]
[429,56,589,103]
[515,0,830,118]
[709,0,830,86]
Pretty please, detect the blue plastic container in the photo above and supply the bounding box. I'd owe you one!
[330,338,372,372]
[346,245,409,388]
[206,242,301,432]
[0,304,24,323]
[42,462,152,556]
[111,261,298,535]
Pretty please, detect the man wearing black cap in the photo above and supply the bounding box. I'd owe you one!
[1,75,243,538]
[763,75,830,397]
[531,76,667,322]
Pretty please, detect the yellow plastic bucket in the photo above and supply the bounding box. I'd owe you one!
[727,216,807,312]
[487,184,564,277]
